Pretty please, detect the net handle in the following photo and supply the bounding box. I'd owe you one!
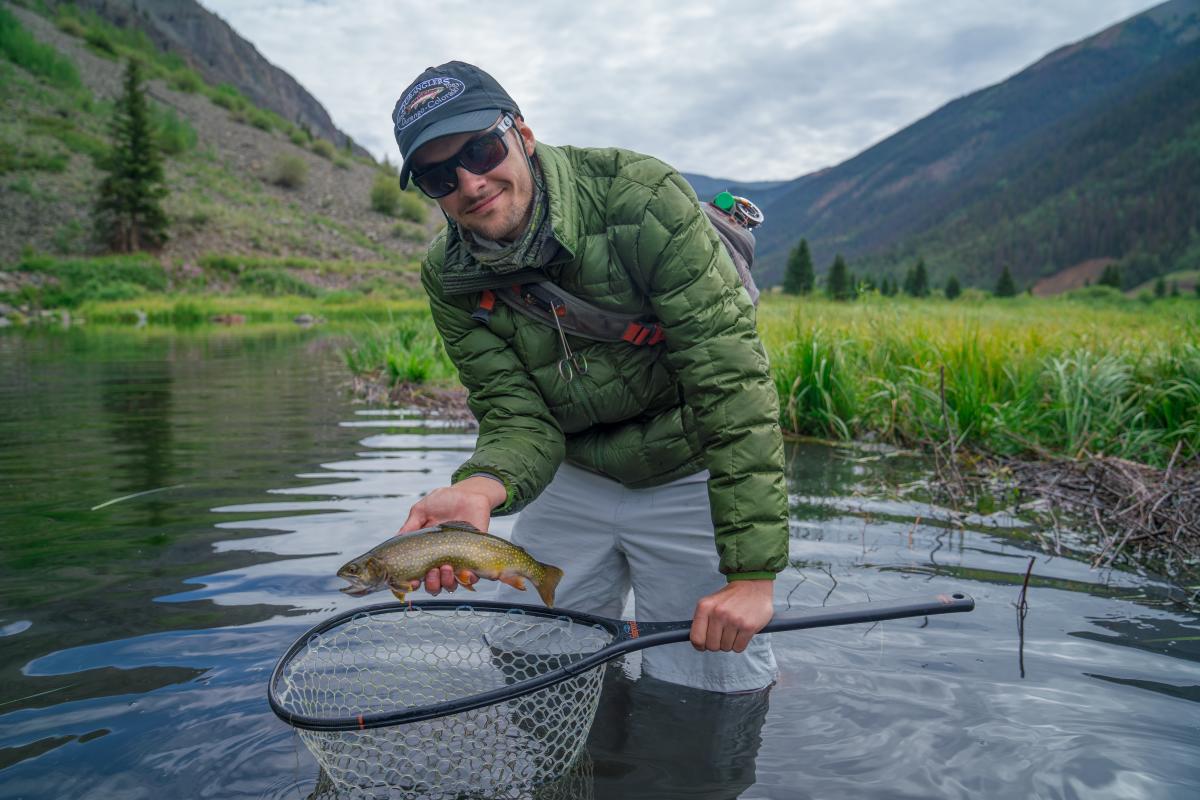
[269,593,973,732]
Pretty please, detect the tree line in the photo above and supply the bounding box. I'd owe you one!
[777,238,1188,300]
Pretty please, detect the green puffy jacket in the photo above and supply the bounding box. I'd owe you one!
[421,142,788,579]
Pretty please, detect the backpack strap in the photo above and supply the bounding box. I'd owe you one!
[471,194,760,343]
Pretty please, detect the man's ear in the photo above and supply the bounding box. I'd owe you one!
[514,116,536,156]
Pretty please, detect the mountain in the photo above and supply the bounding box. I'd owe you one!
[46,0,362,154]
[745,0,1200,291]
[0,1,435,267]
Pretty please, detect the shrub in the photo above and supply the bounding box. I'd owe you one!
[397,191,427,224]
[247,108,274,131]
[238,268,319,297]
[154,106,197,155]
[169,70,204,93]
[310,139,335,159]
[0,6,83,89]
[334,155,352,170]
[288,128,308,146]
[370,173,402,215]
[269,153,308,189]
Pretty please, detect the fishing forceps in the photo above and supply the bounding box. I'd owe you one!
[550,299,587,382]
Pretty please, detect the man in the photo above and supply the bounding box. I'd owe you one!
[391,61,788,692]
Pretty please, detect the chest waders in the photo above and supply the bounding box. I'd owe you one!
[470,193,764,381]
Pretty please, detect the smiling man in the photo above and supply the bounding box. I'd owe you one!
[390,61,788,692]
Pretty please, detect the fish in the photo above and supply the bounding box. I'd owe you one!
[336,521,564,607]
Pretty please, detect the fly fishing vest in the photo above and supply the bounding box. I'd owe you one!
[471,195,762,346]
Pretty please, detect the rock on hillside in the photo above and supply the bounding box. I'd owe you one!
[47,0,363,154]
[2,4,438,266]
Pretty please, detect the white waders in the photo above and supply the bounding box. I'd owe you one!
[492,463,778,693]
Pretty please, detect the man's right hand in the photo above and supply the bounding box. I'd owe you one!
[397,476,507,595]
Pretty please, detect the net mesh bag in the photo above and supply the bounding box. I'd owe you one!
[274,606,613,799]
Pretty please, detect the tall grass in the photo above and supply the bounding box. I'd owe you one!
[0,5,81,89]
[343,317,453,385]
[759,295,1200,467]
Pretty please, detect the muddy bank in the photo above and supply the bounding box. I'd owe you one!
[350,374,476,426]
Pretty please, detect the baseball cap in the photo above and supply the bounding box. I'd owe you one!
[392,61,521,189]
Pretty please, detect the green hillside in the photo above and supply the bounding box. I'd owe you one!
[0,2,436,289]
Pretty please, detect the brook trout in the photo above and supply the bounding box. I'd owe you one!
[337,521,564,607]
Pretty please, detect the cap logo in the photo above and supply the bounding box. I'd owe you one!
[394,76,466,132]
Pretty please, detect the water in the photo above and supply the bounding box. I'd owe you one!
[1,327,1197,799]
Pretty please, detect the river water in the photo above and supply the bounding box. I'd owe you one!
[0,327,1197,800]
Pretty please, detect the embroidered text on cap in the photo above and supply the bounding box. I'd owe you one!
[394,77,466,132]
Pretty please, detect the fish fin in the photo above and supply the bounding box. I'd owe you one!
[391,588,407,602]
[456,569,477,591]
[535,564,564,608]
[500,574,527,591]
[441,520,482,533]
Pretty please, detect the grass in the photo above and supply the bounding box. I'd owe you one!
[757,294,1200,467]
[0,5,81,90]
[342,317,454,385]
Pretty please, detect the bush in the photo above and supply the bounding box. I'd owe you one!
[169,70,204,93]
[154,106,197,155]
[269,153,308,189]
[370,173,402,215]
[1,6,83,90]
[238,268,319,297]
[311,139,336,159]
[288,128,308,146]
[397,191,427,224]
[247,108,274,131]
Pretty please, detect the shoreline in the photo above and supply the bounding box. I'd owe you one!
[352,374,1199,599]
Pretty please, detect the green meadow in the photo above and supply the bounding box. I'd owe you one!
[8,252,1199,469]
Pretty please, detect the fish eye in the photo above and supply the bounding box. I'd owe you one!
[346,564,359,574]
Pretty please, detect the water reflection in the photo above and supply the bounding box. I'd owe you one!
[2,330,1200,800]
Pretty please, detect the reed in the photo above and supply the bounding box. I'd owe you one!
[758,295,1200,467]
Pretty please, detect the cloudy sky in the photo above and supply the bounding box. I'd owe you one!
[201,0,1156,182]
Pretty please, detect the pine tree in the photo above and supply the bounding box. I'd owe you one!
[904,259,929,297]
[1170,281,1180,298]
[783,238,815,295]
[94,59,168,252]
[1154,276,1167,298]
[944,275,962,300]
[995,265,1017,297]
[827,254,850,300]
[1098,264,1122,289]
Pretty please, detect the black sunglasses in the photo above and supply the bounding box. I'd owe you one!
[410,115,515,199]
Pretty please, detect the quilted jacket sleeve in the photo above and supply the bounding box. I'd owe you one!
[620,167,789,579]
[421,237,565,514]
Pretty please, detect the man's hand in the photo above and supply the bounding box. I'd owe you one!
[690,580,775,653]
[397,476,507,595]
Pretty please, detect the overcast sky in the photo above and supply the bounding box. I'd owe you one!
[201,0,1156,182]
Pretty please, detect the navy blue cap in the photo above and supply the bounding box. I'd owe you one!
[392,61,521,189]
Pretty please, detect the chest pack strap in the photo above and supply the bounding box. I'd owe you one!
[469,194,760,346]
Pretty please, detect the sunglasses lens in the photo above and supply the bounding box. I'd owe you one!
[414,165,457,199]
[459,133,508,174]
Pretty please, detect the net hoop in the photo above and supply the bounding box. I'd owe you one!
[268,599,622,732]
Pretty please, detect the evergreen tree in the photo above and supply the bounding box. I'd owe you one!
[826,254,850,300]
[1154,275,1167,298]
[995,265,1017,297]
[904,259,929,297]
[1170,281,1180,298]
[94,59,168,251]
[880,277,891,296]
[1098,263,1122,289]
[847,271,859,300]
[783,238,815,295]
[944,275,962,300]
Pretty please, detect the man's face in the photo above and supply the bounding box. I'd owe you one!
[411,116,537,242]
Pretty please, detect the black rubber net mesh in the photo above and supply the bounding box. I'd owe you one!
[275,606,614,799]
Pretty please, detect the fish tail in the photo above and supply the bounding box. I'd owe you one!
[535,563,564,608]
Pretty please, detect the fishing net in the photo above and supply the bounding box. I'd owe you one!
[272,604,614,800]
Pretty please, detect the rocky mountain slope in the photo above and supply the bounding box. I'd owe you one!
[0,1,436,268]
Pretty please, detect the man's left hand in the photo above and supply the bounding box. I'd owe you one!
[690,580,775,653]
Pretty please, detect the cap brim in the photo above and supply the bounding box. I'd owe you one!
[398,108,504,189]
